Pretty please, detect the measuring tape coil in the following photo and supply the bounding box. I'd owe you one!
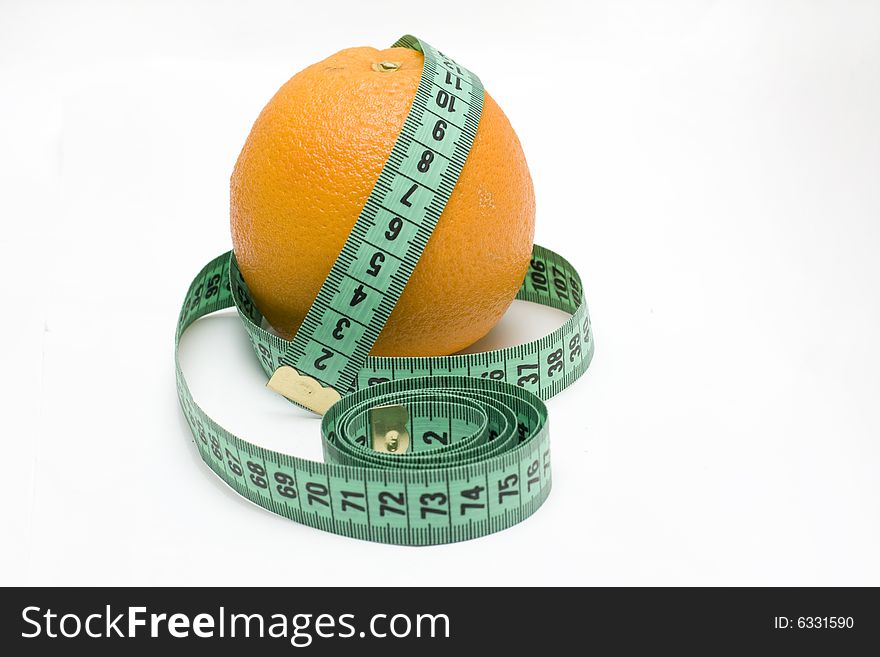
[175,36,594,545]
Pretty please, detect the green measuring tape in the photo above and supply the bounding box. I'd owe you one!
[175,36,594,545]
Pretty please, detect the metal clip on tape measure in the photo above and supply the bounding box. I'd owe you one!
[174,36,594,545]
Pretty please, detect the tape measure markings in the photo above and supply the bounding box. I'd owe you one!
[279,37,484,395]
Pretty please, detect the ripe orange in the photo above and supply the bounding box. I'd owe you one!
[230,45,535,357]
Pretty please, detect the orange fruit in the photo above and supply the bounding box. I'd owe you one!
[231,45,535,357]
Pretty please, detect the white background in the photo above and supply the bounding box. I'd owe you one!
[2,0,878,586]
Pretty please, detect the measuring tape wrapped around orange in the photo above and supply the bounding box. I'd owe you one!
[175,36,593,545]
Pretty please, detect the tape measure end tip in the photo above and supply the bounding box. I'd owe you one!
[266,366,341,416]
